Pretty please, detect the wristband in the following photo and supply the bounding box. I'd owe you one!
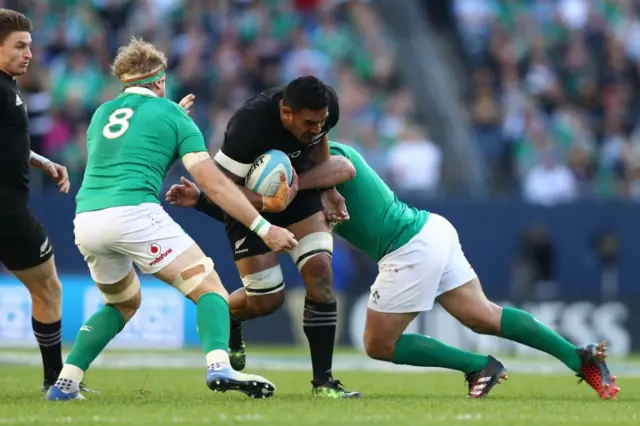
[30,151,51,166]
[250,215,271,238]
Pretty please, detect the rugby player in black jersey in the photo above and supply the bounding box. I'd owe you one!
[184,76,361,398]
[0,9,79,393]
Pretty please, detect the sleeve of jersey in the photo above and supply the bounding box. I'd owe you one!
[174,108,207,157]
[213,110,265,179]
[329,146,349,159]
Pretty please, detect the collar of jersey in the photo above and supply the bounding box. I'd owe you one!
[123,87,157,97]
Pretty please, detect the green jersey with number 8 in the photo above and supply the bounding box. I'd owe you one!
[76,87,206,214]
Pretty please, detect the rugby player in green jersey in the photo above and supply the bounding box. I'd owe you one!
[167,141,619,400]
[46,38,297,401]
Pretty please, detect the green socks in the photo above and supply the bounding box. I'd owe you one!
[389,308,582,376]
[500,307,581,373]
[64,305,126,372]
[197,293,230,354]
[392,333,489,374]
[61,292,231,384]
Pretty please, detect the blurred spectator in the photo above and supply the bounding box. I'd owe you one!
[453,0,640,201]
[15,0,414,193]
[386,124,443,194]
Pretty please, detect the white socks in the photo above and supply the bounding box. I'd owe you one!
[56,364,84,393]
[206,349,230,369]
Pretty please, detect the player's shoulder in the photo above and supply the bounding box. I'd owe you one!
[0,73,14,92]
[228,92,275,130]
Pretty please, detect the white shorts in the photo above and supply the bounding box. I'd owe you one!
[74,203,195,284]
[368,213,477,313]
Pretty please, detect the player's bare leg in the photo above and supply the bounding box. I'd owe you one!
[154,244,275,398]
[46,267,140,401]
[228,252,285,371]
[12,257,65,391]
[287,211,361,399]
[364,308,506,398]
[437,278,620,400]
[227,211,360,398]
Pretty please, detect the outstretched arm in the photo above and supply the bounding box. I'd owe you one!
[29,151,71,193]
[298,155,356,191]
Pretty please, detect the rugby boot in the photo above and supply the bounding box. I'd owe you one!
[312,376,362,399]
[576,341,620,400]
[229,317,246,371]
[465,355,508,398]
[45,378,85,401]
[207,363,275,398]
[43,379,97,394]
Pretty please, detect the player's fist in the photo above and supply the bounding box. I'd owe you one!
[262,225,298,252]
[43,162,70,194]
[178,94,196,115]
[261,172,298,213]
[165,176,200,207]
[320,188,349,225]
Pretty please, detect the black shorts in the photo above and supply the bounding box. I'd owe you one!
[0,210,53,271]
[226,189,323,260]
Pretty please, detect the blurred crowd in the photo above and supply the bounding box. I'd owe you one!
[4,0,442,194]
[456,0,640,204]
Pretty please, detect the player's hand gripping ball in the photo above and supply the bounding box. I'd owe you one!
[246,150,298,213]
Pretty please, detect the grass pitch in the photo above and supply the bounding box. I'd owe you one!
[0,362,637,426]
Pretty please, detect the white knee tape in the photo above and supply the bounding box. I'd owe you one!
[289,232,333,270]
[102,275,141,304]
[172,257,215,296]
[242,265,285,296]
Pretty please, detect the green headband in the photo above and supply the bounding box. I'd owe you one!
[122,69,165,87]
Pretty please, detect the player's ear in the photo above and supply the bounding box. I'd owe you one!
[281,105,293,120]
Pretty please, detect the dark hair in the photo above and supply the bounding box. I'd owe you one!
[0,9,32,45]
[283,76,330,111]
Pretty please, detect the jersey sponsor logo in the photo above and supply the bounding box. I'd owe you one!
[148,243,161,256]
[371,290,380,305]
[39,237,52,258]
[148,243,173,267]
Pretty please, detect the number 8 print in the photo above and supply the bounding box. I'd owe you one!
[102,108,134,139]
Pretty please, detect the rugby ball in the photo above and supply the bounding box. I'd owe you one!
[245,150,293,196]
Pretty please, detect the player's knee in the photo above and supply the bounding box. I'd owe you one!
[291,232,334,303]
[247,290,285,317]
[242,265,286,297]
[363,331,395,361]
[171,256,226,301]
[101,276,142,322]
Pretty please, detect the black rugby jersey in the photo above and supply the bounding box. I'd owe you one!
[214,84,339,178]
[0,70,31,215]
